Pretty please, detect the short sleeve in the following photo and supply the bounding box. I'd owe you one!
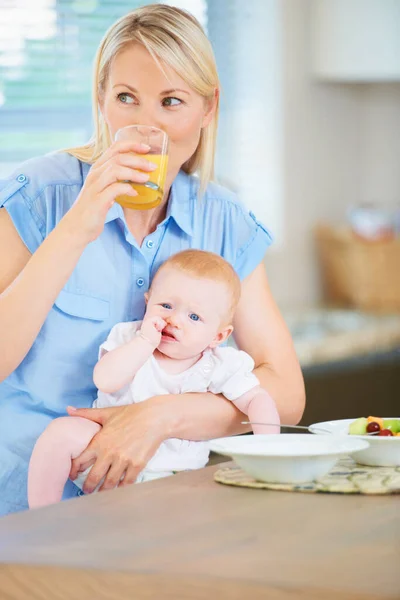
[208,347,260,401]
[0,172,46,254]
[99,320,142,358]
[0,153,85,254]
[234,209,274,281]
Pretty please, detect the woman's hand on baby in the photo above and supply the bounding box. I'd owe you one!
[67,400,169,493]
[61,140,157,243]
[140,316,167,348]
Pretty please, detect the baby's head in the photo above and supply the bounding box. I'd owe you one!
[145,250,241,359]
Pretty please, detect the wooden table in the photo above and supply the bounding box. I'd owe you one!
[0,462,398,599]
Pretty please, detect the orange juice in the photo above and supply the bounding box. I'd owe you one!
[116,154,169,210]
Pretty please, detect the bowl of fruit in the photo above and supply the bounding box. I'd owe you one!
[309,416,400,467]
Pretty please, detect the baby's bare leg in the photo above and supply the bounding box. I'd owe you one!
[28,416,100,508]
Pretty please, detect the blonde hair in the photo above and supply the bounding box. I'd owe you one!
[154,250,241,322]
[65,4,220,197]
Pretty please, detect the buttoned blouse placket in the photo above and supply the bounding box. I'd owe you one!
[116,216,168,322]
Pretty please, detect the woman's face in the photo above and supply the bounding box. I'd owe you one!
[100,42,215,183]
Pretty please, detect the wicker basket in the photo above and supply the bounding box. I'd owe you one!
[314,225,400,311]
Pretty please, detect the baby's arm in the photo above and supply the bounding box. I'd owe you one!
[93,317,166,394]
[232,385,280,434]
[28,416,100,508]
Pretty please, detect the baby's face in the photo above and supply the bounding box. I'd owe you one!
[145,267,233,360]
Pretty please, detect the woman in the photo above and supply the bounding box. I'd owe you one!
[0,4,305,515]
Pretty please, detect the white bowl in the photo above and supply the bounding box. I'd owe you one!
[309,418,400,467]
[209,434,369,484]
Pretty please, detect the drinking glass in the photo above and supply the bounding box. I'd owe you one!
[115,125,169,210]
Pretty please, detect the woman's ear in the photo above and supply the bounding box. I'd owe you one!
[208,324,233,349]
[201,88,219,129]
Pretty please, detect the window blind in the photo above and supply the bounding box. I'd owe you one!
[0,0,160,162]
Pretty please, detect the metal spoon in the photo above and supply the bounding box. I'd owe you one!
[241,421,331,434]
[241,421,380,435]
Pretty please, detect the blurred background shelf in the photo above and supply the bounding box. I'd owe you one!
[300,348,399,426]
[287,307,400,426]
[286,308,400,368]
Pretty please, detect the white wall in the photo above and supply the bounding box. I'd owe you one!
[264,0,400,309]
[360,83,400,208]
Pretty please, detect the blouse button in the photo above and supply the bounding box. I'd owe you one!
[17,174,26,183]
[136,278,145,287]
[146,240,154,249]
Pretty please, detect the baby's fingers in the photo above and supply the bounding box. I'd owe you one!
[154,317,167,332]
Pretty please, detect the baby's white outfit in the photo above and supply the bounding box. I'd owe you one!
[74,320,259,490]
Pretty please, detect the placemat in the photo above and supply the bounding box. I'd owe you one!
[214,457,400,494]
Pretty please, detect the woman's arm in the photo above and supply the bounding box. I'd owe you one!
[67,393,248,493]
[232,263,305,424]
[0,142,156,382]
[0,209,88,381]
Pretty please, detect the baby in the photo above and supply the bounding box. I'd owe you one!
[28,250,280,507]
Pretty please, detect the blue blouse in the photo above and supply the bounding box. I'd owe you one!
[0,151,273,515]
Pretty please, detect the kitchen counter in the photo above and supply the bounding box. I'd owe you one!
[284,308,400,368]
[281,308,400,426]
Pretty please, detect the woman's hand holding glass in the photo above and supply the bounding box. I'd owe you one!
[62,140,157,243]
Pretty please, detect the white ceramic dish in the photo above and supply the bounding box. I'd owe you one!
[309,418,400,467]
[209,434,369,484]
